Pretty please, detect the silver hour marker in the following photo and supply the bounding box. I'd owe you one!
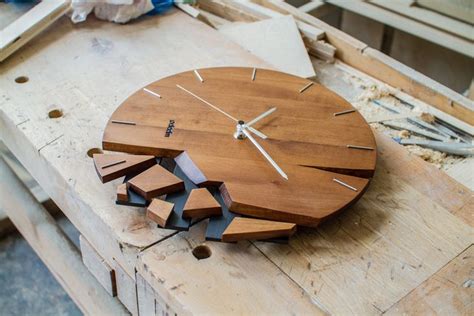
[333,178,358,191]
[334,109,356,116]
[251,68,257,81]
[194,69,204,83]
[111,120,136,126]
[143,88,161,99]
[299,82,313,93]
[347,145,374,150]
[101,160,126,169]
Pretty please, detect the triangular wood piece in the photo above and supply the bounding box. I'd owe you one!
[128,164,184,201]
[93,153,156,183]
[182,188,222,219]
[116,183,128,202]
[222,217,296,242]
[147,199,174,227]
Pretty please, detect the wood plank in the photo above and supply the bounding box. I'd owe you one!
[386,245,474,315]
[219,16,316,78]
[182,188,221,219]
[137,221,325,315]
[93,153,156,183]
[114,260,138,315]
[0,0,70,62]
[80,235,117,297]
[326,0,473,57]
[416,0,474,24]
[369,0,474,41]
[0,157,127,315]
[146,198,174,228]
[253,0,474,127]
[136,272,158,316]
[128,164,185,201]
[222,217,296,242]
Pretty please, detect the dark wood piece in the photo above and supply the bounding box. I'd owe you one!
[127,165,184,201]
[222,217,296,242]
[93,153,156,183]
[147,199,174,227]
[182,188,222,219]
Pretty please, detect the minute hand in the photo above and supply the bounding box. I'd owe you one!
[242,129,288,180]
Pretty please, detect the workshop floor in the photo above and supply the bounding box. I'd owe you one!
[0,216,81,316]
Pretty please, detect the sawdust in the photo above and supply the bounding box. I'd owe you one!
[420,112,435,124]
[398,130,410,138]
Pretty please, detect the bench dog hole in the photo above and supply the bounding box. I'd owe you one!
[192,244,211,260]
[87,148,103,158]
[15,76,29,84]
[48,109,63,119]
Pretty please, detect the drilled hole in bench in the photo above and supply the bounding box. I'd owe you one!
[15,76,29,84]
[87,148,103,158]
[48,109,63,119]
[192,245,211,260]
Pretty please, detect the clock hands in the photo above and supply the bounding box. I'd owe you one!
[242,128,288,180]
[176,84,287,180]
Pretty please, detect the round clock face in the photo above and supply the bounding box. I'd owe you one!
[103,67,376,227]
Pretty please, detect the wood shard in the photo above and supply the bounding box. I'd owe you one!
[182,188,222,219]
[116,183,128,202]
[147,199,174,227]
[93,154,156,183]
[222,217,296,242]
[127,164,184,201]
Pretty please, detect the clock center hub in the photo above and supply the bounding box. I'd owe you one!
[234,120,247,140]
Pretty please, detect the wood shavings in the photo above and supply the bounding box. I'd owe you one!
[420,112,436,124]
[399,130,410,138]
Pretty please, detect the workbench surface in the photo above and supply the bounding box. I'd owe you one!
[0,10,472,315]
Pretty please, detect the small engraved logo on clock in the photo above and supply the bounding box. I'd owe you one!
[165,120,175,137]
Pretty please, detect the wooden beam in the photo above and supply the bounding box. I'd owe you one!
[326,0,473,57]
[0,0,71,62]
[252,0,474,128]
[369,0,474,41]
[0,157,127,315]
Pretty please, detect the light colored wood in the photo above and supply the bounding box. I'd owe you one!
[182,188,221,219]
[117,183,128,202]
[114,259,138,315]
[386,245,474,315]
[93,153,156,183]
[146,198,174,227]
[222,217,296,242]
[0,0,70,62]
[253,0,474,127]
[416,0,474,24]
[136,272,158,316]
[0,157,127,315]
[80,235,117,297]
[219,15,316,78]
[103,67,376,226]
[128,164,184,201]
[137,221,325,315]
[369,0,474,41]
[326,0,473,57]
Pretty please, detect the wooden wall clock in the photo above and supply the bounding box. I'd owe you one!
[94,67,377,242]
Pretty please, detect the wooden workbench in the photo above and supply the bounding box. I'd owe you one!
[0,9,472,315]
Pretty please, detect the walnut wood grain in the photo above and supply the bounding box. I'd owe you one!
[93,153,156,183]
[102,67,377,227]
[222,217,296,242]
[127,165,184,201]
[146,199,174,227]
[182,188,222,219]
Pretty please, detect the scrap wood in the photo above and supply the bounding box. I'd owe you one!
[174,3,213,27]
[219,15,316,78]
[0,0,71,62]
